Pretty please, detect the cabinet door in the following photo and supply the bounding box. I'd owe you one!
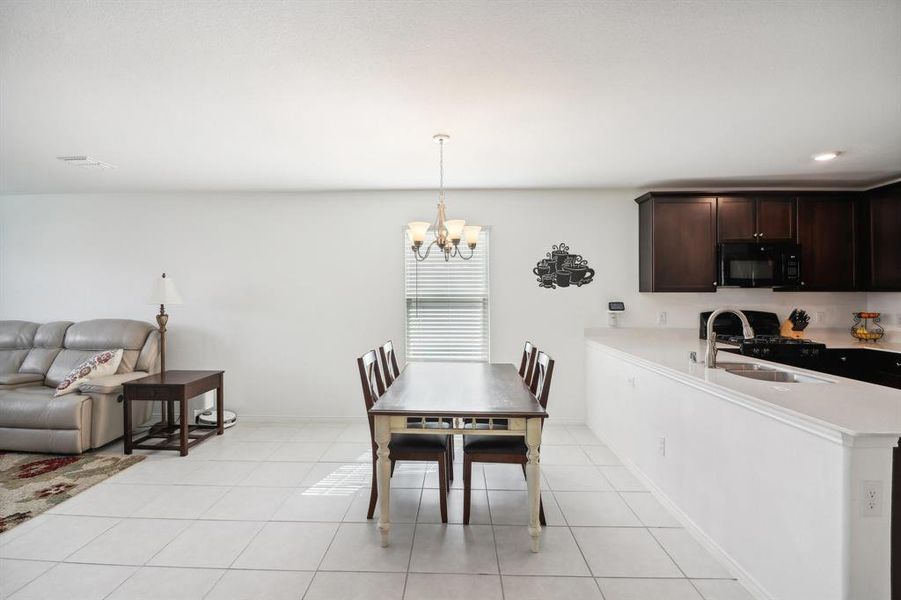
[654,197,717,292]
[868,189,901,290]
[717,196,756,241]
[797,196,857,290]
[757,197,796,241]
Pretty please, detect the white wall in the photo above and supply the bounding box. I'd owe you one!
[0,191,870,420]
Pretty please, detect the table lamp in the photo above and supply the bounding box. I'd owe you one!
[148,272,182,373]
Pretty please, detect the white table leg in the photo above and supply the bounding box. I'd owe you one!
[374,415,392,547]
[525,417,542,553]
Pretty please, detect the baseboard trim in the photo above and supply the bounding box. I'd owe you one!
[590,425,775,600]
[236,415,365,424]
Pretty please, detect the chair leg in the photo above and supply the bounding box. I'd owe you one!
[390,459,396,477]
[463,454,472,525]
[446,439,454,483]
[367,458,378,520]
[437,455,448,523]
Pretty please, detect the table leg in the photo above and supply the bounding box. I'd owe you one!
[122,395,132,455]
[216,378,224,435]
[167,399,176,428]
[374,415,392,547]
[180,396,189,456]
[526,417,542,553]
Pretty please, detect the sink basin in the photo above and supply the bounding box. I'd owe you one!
[725,368,831,384]
[715,362,776,372]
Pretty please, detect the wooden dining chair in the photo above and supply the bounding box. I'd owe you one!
[357,349,451,522]
[462,350,555,525]
[378,340,401,387]
[519,341,538,384]
[381,340,455,471]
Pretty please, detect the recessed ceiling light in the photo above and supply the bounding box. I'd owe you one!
[56,155,116,169]
[812,151,840,162]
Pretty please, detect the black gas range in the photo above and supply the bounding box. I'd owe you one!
[718,334,826,363]
[699,310,826,366]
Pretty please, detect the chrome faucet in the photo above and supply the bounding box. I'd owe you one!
[705,308,755,368]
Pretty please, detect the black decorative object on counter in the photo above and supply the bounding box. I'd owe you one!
[533,242,594,289]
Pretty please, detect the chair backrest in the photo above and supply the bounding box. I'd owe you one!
[518,341,538,383]
[379,340,401,387]
[529,350,555,409]
[357,349,385,444]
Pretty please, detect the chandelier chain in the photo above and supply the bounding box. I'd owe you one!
[438,138,445,204]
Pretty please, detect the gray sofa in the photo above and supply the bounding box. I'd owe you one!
[0,319,159,454]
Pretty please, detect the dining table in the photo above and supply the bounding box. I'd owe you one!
[368,362,549,552]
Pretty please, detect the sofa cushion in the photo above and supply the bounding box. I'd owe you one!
[62,319,155,376]
[55,349,123,396]
[0,373,44,386]
[19,348,63,375]
[0,321,39,349]
[16,322,72,376]
[64,319,155,352]
[0,349,29,376]
[34,321,73,348]
[0,387,92,430]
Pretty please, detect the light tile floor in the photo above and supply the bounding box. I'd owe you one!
[0,421,756,599]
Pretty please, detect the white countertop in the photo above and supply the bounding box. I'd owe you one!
[585,328,901,438]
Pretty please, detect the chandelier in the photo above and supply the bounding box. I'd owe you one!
[407,134,481,261]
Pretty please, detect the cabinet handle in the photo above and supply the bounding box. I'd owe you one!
[712,282,718,286]
[758,233,764,238]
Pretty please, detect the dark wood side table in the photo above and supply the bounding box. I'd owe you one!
[123,370,224,456]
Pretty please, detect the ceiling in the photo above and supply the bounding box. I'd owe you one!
[1,0,899,194]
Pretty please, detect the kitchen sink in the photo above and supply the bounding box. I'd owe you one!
[723,366,831,384]
[715,362,775,372]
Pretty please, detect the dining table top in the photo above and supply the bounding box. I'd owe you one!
[369,362,548,419]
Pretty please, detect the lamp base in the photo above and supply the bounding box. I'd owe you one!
[196,409,237,428]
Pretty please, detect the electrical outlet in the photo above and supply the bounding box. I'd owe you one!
[815,312,826,325]
[658,437,666,457]
[657,311,667,326]
[861,480,884,517]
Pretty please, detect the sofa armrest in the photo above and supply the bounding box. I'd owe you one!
[0,373,45,386]
[79,371,150,395]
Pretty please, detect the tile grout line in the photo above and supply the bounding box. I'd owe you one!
[400,483,425,599]
[483,463,506,600]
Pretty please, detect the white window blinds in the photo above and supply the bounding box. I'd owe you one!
[404,229,490,363]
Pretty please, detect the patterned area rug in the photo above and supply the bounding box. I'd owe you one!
[0,452,144,533]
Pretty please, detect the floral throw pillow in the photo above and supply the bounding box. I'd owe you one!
[54,349,123,397]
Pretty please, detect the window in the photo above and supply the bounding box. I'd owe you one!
[404,229,490,362]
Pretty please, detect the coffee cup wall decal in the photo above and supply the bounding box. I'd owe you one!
[534,242,595,289]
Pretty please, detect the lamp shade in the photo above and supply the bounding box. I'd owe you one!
[148,274,183,305]
[445,220,466,241]
[463,225,481,245]
[407,221,430,244]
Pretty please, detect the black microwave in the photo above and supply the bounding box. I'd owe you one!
[717,242,801,288]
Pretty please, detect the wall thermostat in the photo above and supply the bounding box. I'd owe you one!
[607,301,625,327]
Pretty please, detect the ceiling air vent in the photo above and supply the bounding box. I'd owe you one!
[56,155,116,169]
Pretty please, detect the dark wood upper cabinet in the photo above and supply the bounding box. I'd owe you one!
[717,195,796,242]
[865,182,901,291]
[757,197,796,241]
[717,197,756,241]
[796,195,858,291]
[637,194,716,292]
